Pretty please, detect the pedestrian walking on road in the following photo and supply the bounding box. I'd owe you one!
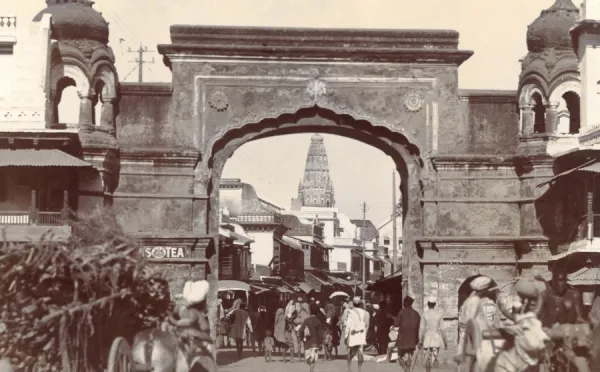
[344,297,369,372]
[419,296,447,368]
[274,302,287,354]
[229,302,252,360]
[299,303,325,372]
[395,296,420,371]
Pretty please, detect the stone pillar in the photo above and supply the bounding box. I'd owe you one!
[521,105,534,135]
[78,92,94,126]
[545,104,559,134]
[100,96,116,129]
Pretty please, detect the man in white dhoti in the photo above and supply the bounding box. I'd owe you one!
[344,297,369,372]
[456,276,493,366]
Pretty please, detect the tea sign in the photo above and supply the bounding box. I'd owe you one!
[143,246,187,260]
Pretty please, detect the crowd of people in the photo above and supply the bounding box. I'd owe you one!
[161,270,600,372]
[216,294,449,372]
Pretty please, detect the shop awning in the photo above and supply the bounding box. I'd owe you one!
[314,238,333,250]
[327,275,356,286]
[537,159,600,188]
[276,286,294,293]
[219,227,232,238]
[351,249,374,261]
[275,235,303,250]
[218,280,250,292]
[568,267,600,286]
[306,272,332,287]
[297,282,314,293]
[373,254,387,263]
[231,231,254,245]
[250,284,271,294]
[0,149,92,167]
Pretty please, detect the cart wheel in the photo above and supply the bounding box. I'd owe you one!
[108,337,133,372]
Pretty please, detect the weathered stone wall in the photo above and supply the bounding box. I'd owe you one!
[108,26,559,345]
[114,84,212,313]
[459,91,519,154]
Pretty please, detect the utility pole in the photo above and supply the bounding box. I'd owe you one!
[361,202,368,299]
[128,44,155,83]
[392,171,398,274]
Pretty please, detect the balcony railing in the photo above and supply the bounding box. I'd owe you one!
[0,210,67,226]
[0,191,69,226]
[235,213,282,224]
[0,16,17,45]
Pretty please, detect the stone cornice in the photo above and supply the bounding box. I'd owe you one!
[570,20,600,53]
[159,26,473,65]
[119,82,173,96]
[458,89,517,104]
[417,235,548,246]
[430,154,517,168]
[119,147,200,167]
[134,233,214,246]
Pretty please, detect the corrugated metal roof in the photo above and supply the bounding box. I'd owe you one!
[0,149,90,167]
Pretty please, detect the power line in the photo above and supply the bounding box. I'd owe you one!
[127,44,155,83]
[361,201,369,297]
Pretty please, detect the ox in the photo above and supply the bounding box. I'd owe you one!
[467,295,550,372]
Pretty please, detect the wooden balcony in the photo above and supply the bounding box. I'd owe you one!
[0,190,68,226]
[0,190,70,241]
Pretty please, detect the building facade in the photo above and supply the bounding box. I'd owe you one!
[4,0,599,347]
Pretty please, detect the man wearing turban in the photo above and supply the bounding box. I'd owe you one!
[456,276,493,365]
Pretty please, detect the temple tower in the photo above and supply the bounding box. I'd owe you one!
[294,134,335,208]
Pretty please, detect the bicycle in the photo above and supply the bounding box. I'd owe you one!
[421,347,440,372]
[424,348,434,372]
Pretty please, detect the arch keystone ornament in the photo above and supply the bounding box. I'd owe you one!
[208,90,229,112]
[306,79,327,102]
[404,91,424,113]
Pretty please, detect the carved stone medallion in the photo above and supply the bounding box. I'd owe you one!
[404,91,424,113]
[306,79,327,101]
[208,90,229,112]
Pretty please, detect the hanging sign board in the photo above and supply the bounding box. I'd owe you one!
[143,246,187,260]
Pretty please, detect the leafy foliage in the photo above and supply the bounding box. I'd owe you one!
[0,207,171,372]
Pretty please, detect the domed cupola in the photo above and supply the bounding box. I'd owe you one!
[519,0,580,95]
[527,0,579,53]
[32,0,109,45]
[517,0,583,152]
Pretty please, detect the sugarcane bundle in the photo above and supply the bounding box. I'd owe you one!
[0,207,171,372]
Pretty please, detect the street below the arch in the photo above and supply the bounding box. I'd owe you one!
[217,343,457,372]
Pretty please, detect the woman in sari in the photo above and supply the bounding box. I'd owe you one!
[274,301,287,355]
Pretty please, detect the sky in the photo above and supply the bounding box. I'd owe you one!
[6,0,564,224]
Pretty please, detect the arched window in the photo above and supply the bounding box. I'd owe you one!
[563,91,580,134]
[93,80,105,126]
[55,77,80,125]
[532,92,546,133]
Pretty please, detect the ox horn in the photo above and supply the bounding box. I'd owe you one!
[496,295,515,322]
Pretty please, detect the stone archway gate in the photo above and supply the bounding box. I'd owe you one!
[156,25,475,339]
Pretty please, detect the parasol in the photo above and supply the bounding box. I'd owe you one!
[329,291,350,299]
